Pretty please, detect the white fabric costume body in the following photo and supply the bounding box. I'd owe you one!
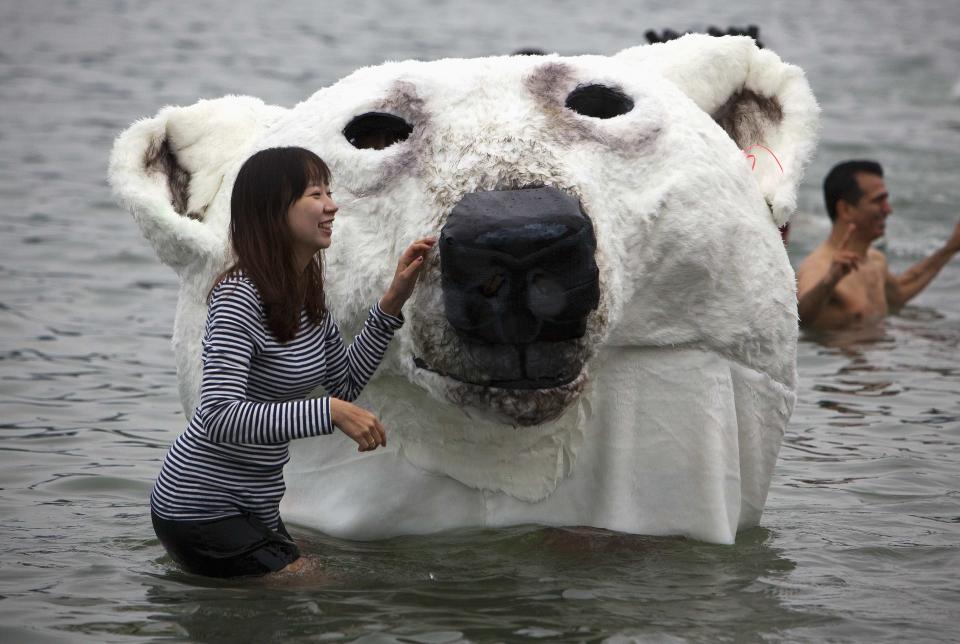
[110,35,819,544]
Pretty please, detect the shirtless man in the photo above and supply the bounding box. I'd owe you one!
[797,160,960,330]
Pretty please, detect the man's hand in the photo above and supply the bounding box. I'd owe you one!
[826,223,861,285]
[330,398,386,452]
[379,237,437,316]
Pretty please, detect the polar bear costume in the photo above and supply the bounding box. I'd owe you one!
[110,35,819,544]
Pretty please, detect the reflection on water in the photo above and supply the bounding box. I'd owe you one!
[135,526,815,643]
[803,323,900,423]
[799,312,959,431]
[804,322,895,354]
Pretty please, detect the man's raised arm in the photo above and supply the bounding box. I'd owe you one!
[886,219,960,311]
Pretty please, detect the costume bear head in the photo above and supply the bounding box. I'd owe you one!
[111,34,818,543]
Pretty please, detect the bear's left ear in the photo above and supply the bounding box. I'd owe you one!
[109,96,288,272]
[615,34,820,226]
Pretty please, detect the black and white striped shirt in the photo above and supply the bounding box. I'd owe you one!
[150,273,402,529]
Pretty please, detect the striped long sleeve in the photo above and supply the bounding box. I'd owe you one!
[199,278,401,445]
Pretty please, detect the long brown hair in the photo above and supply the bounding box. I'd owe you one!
[210,147,331,342]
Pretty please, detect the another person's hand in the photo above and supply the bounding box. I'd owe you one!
[826,224,861,285]
[329,398,386,452]
[379,237,436,316]
[945,219,960,254]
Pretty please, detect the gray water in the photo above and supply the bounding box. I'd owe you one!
[2,0,960,642]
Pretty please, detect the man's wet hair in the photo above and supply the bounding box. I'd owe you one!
[823,160,884,221]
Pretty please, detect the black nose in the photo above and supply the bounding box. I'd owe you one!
[440,187,600,346]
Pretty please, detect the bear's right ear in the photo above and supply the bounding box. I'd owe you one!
[615,34,819,227]
[108,96,287,273]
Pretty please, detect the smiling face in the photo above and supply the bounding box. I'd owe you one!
[843,172,892,241]
[286,182,338,265]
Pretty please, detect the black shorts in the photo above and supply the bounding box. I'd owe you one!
[151,510,300,578]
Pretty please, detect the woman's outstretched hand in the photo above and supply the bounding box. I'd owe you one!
[379,237,436,316]
[329,398,386,452]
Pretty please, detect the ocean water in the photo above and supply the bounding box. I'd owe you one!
[2,0,959,641]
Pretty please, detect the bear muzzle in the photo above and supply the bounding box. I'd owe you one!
[435,186,600,391]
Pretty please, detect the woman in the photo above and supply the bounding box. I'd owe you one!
[150,146,434,578]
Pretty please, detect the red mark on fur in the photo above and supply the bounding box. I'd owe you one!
[742,145,784,173]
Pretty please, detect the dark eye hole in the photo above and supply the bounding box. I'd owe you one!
[564,84,634,119]
[344,112,413,150]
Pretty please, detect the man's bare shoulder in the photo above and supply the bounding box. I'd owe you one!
[867,246,888,264]
[797,243,833,278]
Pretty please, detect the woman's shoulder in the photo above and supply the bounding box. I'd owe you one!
[209,270,264,312]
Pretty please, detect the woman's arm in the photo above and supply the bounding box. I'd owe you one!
[320,304,403,402]
[321,237,435,399]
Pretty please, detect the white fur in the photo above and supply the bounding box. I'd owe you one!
[110,35,819,543]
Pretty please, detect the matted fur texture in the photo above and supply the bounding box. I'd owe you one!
[109,35,819,543]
